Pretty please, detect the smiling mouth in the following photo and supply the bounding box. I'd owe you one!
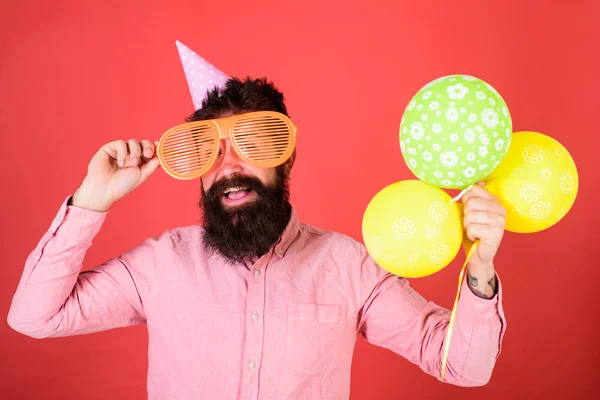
[222,186,256,205]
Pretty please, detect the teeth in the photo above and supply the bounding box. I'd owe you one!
[224,186,248,194]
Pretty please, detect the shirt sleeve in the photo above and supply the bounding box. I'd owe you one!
[7,195,161,339]
[356,243,506,387]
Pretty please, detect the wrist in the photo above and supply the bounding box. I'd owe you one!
[71,181,112,212]
[466,253,495,274]
[466,261,497,300]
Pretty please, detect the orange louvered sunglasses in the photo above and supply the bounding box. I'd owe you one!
[156,111,297,180]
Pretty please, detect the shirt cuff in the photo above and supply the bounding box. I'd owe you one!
[50,195,107,241]
[458,271,505,326]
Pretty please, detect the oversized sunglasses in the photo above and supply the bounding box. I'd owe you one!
[156,111,297,180]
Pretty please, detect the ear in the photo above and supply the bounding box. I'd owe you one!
[283,149,296,178]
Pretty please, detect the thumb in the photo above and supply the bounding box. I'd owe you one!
[140,157,161,183]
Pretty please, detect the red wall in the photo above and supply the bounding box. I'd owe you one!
[1,0,598,398]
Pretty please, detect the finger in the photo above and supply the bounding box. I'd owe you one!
[462,183,493,202]
[114,140,128,167]
[466,223,504,243]
[464,197,507,217]
[140,157,161,183]
[464,210,506,230]
[140,140,155,159]
[462,183,498,204]
[127,139,142,164]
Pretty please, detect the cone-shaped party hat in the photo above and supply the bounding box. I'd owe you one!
[176,40,230,110]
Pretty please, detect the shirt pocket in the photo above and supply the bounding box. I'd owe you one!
[284,303,347,375]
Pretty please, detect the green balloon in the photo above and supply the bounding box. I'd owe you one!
[399,75,512,189]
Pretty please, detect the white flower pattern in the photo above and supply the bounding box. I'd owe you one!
[429,201,449,220]
[479,133,490,145]
[530,202,552,220]
[392,218,416,240]
[425,227,438,239]
[481,108,499,128]
[523,145,545,163]
[494,139,504,151]
[399,74,511,188]
[560,172,575,194]
[464,128,476,143]
[410,122,425,140]
[440,151,459,168]
[430,244,451,264]
[520,184,543,203]
[541,169,552,180]
[463,167,476,177]
[446,108,459,121]
[447,84,469,100]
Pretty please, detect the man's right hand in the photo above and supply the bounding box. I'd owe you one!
[71,139,162,212]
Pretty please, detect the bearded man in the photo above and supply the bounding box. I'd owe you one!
[8,44,507,400]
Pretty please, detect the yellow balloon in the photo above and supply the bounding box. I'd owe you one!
[485,131,578,233]
[362,180,463,278]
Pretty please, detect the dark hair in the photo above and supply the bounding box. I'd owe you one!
[186,76,289,122]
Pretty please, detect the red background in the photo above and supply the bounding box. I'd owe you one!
[1,0,598,398]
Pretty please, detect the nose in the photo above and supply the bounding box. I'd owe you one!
[216,139,242,177]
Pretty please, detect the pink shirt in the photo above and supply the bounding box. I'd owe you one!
[8,195,506,399]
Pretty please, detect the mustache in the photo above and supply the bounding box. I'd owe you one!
[204,175,270,199]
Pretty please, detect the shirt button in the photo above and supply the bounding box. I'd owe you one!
[251,312,259,321]
[253,269,260,277]
[248,360,256,370]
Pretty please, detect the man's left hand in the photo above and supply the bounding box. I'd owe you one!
[461,181,506,299]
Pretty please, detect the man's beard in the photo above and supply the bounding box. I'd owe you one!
[199,167,292,264]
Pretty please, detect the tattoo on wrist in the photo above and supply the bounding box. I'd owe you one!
[488,276,497,295]
[467,271,497,299]
[467,272,478,288]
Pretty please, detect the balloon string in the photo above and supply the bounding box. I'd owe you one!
[451,184,473,203]
[440,238,479,383]
[440,185,477,383]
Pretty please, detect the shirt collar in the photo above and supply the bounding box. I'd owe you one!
[273,207,300,258]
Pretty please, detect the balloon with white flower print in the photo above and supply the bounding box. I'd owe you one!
[484,131,578,233]
[362,180,463,278]
[399,74,513,189]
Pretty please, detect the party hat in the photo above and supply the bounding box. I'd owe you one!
[175,40,230,110]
